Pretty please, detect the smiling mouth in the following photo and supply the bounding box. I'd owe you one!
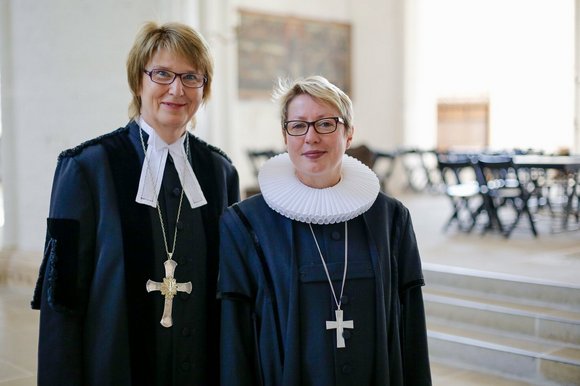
[303,150,326,158]
[162,102,186,108]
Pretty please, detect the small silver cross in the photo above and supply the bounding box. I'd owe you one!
[146,259,192,328]
[326,309,354,348]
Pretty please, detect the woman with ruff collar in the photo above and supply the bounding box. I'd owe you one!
[218,76,431,385]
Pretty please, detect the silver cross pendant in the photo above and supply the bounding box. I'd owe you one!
[146,259,192,328]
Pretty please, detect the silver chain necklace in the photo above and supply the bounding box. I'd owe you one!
[308,221,354,348]
[138,127,188,260]
[139,126,193,328]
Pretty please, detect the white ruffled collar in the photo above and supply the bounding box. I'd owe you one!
[258,153,380,224]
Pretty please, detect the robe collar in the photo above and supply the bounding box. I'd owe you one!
[135,117,207,209]
[258,152,380,224]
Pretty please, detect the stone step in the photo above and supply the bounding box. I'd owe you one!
[424,287,580,346]
[423,263,580,312]
[431,360,539,385]
[428,321,580,385]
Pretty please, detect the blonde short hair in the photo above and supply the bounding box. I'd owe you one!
[273,75,354,135]
[126,22,214,125]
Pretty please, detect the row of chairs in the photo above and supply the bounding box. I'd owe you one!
[246,146,399,195]
[247,146,442,196]
[245,148,558,238]
[438,154,538,238]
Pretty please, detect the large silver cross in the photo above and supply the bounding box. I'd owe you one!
[326,309,354,348]
[146,259,192,328]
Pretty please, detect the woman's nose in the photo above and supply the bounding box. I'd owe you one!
[169,78,185,96]
[304,124,320,143]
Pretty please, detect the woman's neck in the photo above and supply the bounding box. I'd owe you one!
[296,172,341,189]
[154,126,186,144]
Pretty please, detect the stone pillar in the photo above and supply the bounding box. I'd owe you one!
[351,0,407,193]
[0,0,24,284]
[576,0,580,153]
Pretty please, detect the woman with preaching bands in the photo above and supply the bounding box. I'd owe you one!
[32,22,239,386]
[218,76,431,386]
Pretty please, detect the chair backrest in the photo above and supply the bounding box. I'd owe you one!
[475,155,522,194]
[437,153,476,187]
[346,144,377,169]
[247,150,279,177]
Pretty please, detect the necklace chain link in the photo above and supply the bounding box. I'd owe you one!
[308,221,348,310]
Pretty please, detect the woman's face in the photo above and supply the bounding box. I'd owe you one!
[139,48,203,140]
[285,94,353,188]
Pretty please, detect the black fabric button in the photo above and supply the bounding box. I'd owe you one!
[341,364,352,374]
[172,187,181,197]
[181,361,191,371]
[341,295,349,305]
[167,156,174,164]
[331,231,341,240]
[176,221,184,230]
[181,327,191,337]
[343,330,351,340]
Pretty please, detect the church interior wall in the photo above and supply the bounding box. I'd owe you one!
[405,0,575,153]
[0,0,577,285]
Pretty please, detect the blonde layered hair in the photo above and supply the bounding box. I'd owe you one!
[273,75,354,136]
[126,21,214,126]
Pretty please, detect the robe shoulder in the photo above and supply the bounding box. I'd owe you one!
[189,134,233,164]
[57,126,129,160]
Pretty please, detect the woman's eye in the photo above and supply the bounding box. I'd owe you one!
[183,74,200,81]
[291,122,307,130]
[154,70,172,78]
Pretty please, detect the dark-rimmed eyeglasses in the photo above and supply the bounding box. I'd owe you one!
[283,117,345,136]
[144,69,207,88]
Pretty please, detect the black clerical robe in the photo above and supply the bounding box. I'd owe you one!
[218,193,431,386]
[32,121,239,386]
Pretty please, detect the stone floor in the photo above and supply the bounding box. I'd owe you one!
[0,192,578,385]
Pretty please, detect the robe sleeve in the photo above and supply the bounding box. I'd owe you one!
[218,207,262,386]
[32,155,96,386]
[396,207,432,385]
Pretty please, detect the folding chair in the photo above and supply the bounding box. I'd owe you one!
[475,155,538,237]
[245,149,279,198]
[437,154,482,232]
[373,150,397,193]
[346,144,377,169]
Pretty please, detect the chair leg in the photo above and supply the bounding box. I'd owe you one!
[489,201,505,234]
[443,205,459,231]
[468,203,485,232]
[504,198,538,238]
[479,195,502,235]
[525,206,538,237]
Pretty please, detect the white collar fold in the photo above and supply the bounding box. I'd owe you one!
[258,153,380,224]
[135,118,207,209]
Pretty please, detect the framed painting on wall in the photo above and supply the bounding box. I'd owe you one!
[237,10,352,98]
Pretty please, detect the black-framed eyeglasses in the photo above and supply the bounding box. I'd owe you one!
[144,69,207,88]
[283,117,345,136]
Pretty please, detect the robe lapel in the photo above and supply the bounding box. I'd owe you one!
[102,123,156,386]
[362,201,396,385]
[187,134,223,382]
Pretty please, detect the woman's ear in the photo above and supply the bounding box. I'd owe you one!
[346,126,354,149]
